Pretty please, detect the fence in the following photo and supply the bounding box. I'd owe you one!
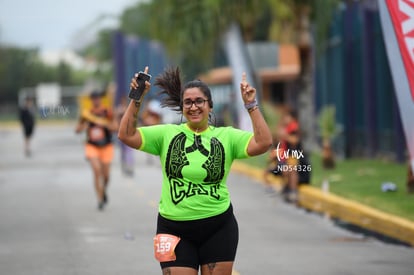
[315,1,405,161]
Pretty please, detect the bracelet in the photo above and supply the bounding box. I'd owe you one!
[244,99,257,110]
[248,105,259,114]
[134,100,142,107]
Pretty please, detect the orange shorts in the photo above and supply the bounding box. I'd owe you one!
[85,143,114,164]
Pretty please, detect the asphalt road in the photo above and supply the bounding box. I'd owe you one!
[1,122,413,275]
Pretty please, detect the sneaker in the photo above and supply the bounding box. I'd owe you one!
[287,190,299,204]
[280,184,290,196]
[98,201,105,211]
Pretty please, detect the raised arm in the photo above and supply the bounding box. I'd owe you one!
[75,118,87,134]
[106,112,119,133]
[117,66,151,149]
[240,73,273,156]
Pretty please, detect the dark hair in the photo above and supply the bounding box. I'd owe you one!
[285,107,298,120]
[90,90,103,98]
[184,80,213,109]
[155,67,213,112]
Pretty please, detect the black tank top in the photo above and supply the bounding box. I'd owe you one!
[87,108,112,147]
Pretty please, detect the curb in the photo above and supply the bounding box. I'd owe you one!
[231,161,414,247]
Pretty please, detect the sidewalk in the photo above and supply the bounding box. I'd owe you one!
[231,162,414,247]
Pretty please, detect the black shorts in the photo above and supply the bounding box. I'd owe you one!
[23,124,34,138]
[156,204,239,270]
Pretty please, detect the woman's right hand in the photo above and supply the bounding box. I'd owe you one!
[130,66,151,99]
[118,66,150,150]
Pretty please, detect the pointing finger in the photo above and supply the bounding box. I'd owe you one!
[241,72,247,84]
[144,66,149,74]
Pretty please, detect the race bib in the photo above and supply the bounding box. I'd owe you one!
[153,234,180,262]
[89,126,105,142]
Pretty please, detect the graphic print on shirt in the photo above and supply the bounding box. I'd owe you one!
[165,132,225,205]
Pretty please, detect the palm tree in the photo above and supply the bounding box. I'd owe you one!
[143,0,267,78]
[317,105,338,169]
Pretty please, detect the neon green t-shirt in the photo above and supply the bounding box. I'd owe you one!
[138,123,253,221]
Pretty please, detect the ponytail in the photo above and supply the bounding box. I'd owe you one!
[155,67,183,112]
[155,66,213,112]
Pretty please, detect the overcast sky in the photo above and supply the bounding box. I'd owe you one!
[0,0,139,52]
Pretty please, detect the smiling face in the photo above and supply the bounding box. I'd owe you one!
[182,87,211,131]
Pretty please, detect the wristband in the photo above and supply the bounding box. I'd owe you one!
[248,105,259,114]
[244,100,257,110]
[134,100,142,107]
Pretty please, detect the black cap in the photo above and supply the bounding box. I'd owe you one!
[90,90,103,98]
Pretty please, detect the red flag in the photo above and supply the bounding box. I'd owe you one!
[386,0,414,102]
[380,0,414,172]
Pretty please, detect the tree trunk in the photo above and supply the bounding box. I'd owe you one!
[322,139,336,169]
[296,5,317,153]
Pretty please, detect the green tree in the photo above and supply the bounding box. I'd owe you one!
[317,105,338,169]
[0,47,42,102]
[117,0,339,76]
[57,61,73,85]
[0,45,95,103]
[80,28,115,62]
[118,0,269,77]
[119,1,153,39]
[77,27,115,85]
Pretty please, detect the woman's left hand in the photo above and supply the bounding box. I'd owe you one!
[240,72,256,104]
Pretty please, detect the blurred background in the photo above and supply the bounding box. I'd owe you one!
[0,0,405,154]
[1,0,414,245]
